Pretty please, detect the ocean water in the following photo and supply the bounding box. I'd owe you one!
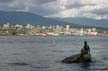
[0,36,108,71]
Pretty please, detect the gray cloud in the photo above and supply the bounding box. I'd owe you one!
[65,3,96,9]
[91,9,108,15]
[29,6,54,16]
[0,0,27,11]
[36,0,57,4]
[0,0,13,3]
[27,0,57,5]
[0,0,108,19]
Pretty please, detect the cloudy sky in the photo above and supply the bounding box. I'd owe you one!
[0,0,108,19]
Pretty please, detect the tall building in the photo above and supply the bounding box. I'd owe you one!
[66,25,70,31]
[26,24,34,29]
[3,22,11,28]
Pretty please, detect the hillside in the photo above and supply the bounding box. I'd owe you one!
[56,17,108,28]
[0,11,81,27]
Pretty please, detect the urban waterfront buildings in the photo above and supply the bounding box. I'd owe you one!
[0,22,108,36]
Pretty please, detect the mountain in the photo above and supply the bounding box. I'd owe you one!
[56,17,108,28]
[0,11,107,28]
[0,11,81,27]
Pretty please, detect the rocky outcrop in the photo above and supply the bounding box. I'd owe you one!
[62,53,91,63]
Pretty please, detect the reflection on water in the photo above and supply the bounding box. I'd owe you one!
[0,36,108,71]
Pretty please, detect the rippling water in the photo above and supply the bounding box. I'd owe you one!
[0,36,108,71]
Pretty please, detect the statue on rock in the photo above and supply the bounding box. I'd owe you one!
[62,41,91,63]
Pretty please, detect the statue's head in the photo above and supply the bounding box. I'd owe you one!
[84,41,87,45]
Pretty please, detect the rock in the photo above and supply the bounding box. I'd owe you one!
[81,54,92,62]
[62,53,91,63]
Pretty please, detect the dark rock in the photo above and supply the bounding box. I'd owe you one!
[62,53,91,63]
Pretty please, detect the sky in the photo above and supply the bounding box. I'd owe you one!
[0,0,108,19]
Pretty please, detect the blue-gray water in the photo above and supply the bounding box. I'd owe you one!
[0,36,108,71]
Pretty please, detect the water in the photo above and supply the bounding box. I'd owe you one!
[0,36,108,71]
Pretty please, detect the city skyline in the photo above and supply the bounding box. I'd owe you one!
[0,22,107,36]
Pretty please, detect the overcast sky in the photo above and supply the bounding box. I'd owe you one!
[0,0,108,19]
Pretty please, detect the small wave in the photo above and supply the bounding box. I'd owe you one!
[30,64,49,70]
[87,67,108,70]
[8,62,29,66]
[79,58,108,71]
[101,57,108,60]
[52,50,65,53]
[11,53,23,55]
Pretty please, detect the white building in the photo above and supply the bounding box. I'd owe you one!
[42,26,46,29]
[80,28,84,34]
[92,28,96,32]
[26,24,34,29]
[66,25,70,31]
[3,22,11,28]
[15,24,23,28]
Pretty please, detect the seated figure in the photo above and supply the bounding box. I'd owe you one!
[62,41,91,63]
[80,41,91,61]
[81,41,90,55]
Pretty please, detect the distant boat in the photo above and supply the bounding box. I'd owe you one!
[82,32,97,36]
[39,33,48,36]
[47,32,59,36]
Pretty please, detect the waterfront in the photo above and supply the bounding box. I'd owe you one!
[0,23,108,36]
[0,36,108,71]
